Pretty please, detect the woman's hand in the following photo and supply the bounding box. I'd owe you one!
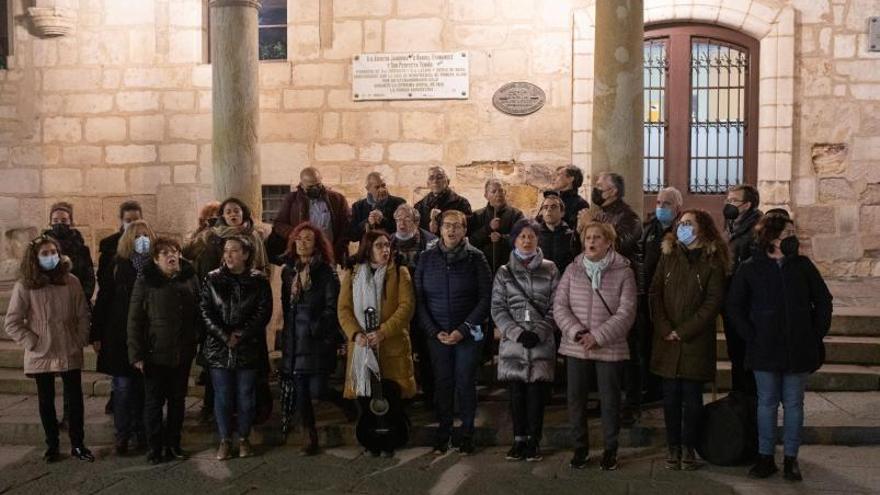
[366,331,385,347]
[355,333,369,347]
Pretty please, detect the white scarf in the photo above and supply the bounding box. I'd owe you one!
[582,250,612,290]
[353,263,387,332]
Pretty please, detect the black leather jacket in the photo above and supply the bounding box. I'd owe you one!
[199,267,273,369]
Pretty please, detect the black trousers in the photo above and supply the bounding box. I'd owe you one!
[143,360,192,451]
[34,370,85,449]
[662,378,704,447]
[509,381,549,442]
[294,373,347,431]
[722,312,756,396]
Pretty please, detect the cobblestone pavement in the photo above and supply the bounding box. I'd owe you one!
[0,443,878,494]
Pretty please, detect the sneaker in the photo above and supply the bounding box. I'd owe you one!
[505,442,526,461]
[165,446,187,460]
[783,456,802,482]
[524,440,543,462]
[457,437,475,456]
[43,447,60,463]
[681,446,699,471]
[599,449,618,471]
[216,440,232,461]
[71,446,95,462]
[147,449,164,465]
[665,445,681,471]
[432,437,450,455]
[569,448,590,469]
[749,454,779,479]
[239,439,255,458]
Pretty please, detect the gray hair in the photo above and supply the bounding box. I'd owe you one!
[484,178,504,193]
[427,166,447,178]
[393,203,420,224]
[599,172,625,198]
[658,186,683,207]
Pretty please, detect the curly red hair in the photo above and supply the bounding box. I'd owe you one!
[285,222,335,265]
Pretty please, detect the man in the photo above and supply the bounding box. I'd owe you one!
[95,200,143,416]
[467,179,524,274]
[723,183,763,396]
[44,202,96,302]
[272,167,351,264]
[582,172,643,425]
[537,191,580,273]
[636,187,683,404]
[413,167,472,235]
[389,204,437,408]
[349,172,406,242]
[553,165,589,229]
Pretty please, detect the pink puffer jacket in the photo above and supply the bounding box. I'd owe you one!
[554,251,637,362]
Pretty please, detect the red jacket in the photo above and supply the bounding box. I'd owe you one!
[272,187,351,263]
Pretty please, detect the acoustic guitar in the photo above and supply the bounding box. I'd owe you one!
[355,307,410,454]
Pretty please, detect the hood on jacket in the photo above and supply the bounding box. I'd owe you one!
[143,258,196,288]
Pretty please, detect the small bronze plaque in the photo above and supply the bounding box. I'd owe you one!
[492,82,546,116]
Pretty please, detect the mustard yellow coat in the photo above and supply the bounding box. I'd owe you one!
[338,262,417,400]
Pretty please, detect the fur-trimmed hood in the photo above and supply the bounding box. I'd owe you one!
[660,233,730,275]
[142,257,196,288]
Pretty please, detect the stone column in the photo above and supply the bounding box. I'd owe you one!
[210,0,262,217]
[590,0,644,214]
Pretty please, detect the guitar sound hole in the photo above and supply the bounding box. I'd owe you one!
[370,398,389,416]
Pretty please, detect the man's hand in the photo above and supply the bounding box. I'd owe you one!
[133,361,144,372]
[489,232,502,243]
[489,217,501,231]
[92,341,102,353]
[664,331,681,341]
[368,210,384,226]
[446,330,464,345]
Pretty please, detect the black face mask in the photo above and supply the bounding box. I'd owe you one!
[305,185,324,199]
[591,187,605,207]
[51,223,71,238]
[780,236,800,257]
[722,203,740,221]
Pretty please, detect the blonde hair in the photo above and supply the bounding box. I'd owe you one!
[577,221,617,247]
[117,220,157,260]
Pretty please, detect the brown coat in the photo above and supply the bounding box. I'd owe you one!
[5,274,90,374]
[272,186,351,263]
[649,235,727,382]
[338,262,416,400]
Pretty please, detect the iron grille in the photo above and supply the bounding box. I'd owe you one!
[643,39,668,193]
[261,184,290,224]
[689,38,749,194]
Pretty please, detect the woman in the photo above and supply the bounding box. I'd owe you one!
[127,237,201,464]
[90,220,156,455]
[5,235,93,462]
[414,210,492,456]
[201,235,273,461]
[339,230,417,457]
[649,209,728,471]
[492,219,559,462]
[727,216,832,482]
[555,221,637,471]
[279,222,352,455]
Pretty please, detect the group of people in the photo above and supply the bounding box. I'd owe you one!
[4,164,832,483]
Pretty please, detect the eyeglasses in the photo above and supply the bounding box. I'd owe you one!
[441,223,464,231]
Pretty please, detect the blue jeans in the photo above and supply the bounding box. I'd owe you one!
[112,375,145,442]
[754,371,808,457]
[428,337,481,439]
[211,368,258,441]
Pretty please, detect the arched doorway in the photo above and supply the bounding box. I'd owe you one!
[642,23,760,224]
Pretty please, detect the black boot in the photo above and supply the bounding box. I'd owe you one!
[300,428,319,456]
[783,456,802,482]
[749,454,779,479]
[569,447,589,469]
[43,446,60,463]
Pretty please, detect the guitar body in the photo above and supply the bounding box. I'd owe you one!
[354,306,411,454]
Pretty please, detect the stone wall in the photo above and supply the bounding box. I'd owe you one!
[0,0,878,284]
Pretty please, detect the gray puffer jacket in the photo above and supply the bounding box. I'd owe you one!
[492,250,559,383]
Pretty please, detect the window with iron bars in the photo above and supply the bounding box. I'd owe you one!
[262,184,290,224]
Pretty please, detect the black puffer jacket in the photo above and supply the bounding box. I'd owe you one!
[91,256,141,376]
[414,241,492,340]
[43,227,95,302]
[279,259,342,375]
[127,260,201,368]
[726,252,833,373]
[537,221,580,273]
[200,267,273,370]
[468,203,524,274]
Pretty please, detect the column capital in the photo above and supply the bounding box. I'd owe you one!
[209,0,262,9]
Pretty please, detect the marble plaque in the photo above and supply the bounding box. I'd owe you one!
[492,82,546,116]
[352,52,469,101]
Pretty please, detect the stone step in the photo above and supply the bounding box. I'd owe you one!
[715,361,880,391]
[829,307,880,337]
[717,335,880,366]
[0,369,204,398]
[0,391,879,448]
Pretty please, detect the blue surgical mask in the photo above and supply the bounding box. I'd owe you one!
[655,207,675,226]
[514,248,536,259]
[135,236,151,255]
[38,254,60,271]
[677,224,696,246]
